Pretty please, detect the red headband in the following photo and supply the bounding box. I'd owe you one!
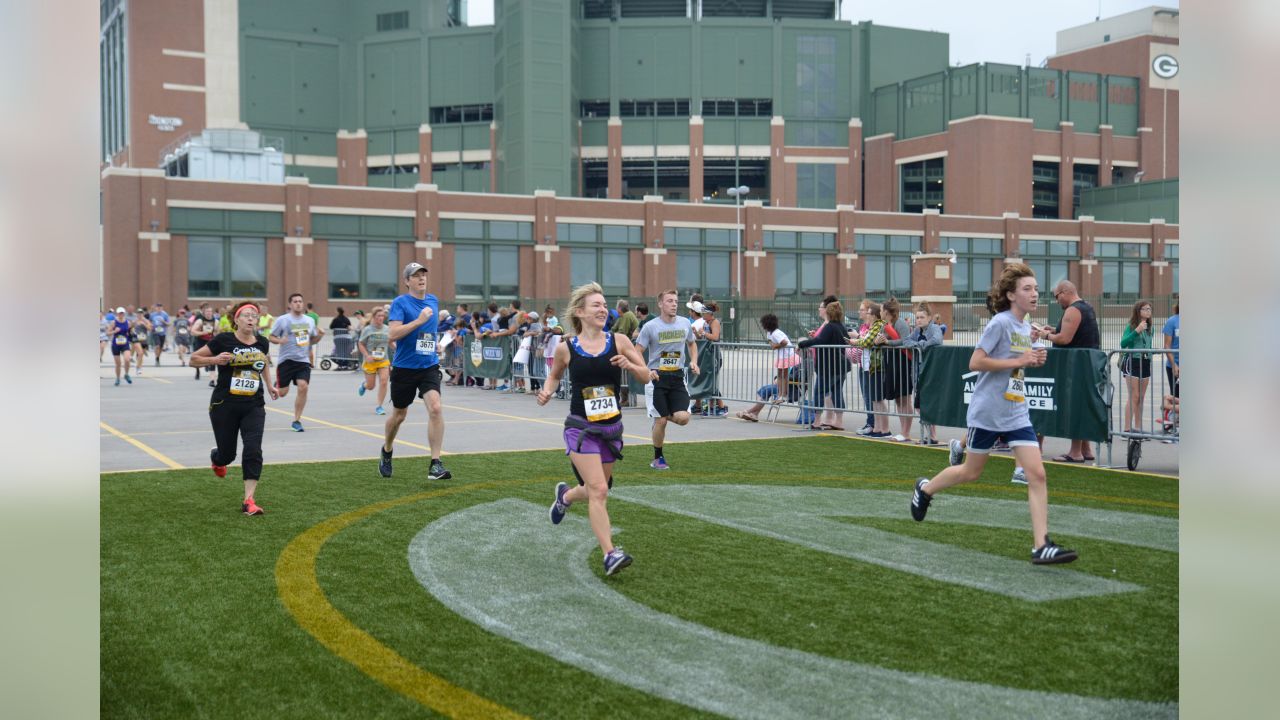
[234,304,260,320]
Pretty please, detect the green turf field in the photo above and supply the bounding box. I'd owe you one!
[101,436,1178,718]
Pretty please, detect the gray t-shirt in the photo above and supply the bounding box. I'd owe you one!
[635,316,695,372]
[271,313,318,365]
[359,324,391,359]
[967,310,1034,432]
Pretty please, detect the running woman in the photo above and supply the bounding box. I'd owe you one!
[379,262,451,481]
[173,311,192,366]
[542,282,654,577]
[190,301,279,516]
[130,309,151,376]
[269,293,319,432]
[191,305,217,384]
[106,306,133,385]
[357,307,392,415]
[909,262,1079,565]
[634,289,700,470]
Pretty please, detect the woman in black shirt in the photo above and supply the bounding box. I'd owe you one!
[538,282,653,577]
[191,301,279,516]
[797,301,852,430]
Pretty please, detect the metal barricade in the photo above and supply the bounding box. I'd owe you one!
[1102,347,1180,471]
[704,342,926,435]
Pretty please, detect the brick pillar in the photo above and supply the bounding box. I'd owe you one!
[769,116,785,207]
[921,207,940,253]
[642,195,672,294]
[418,124,432,185]
[337,130,367,186]
[1076,215,1100,297]
[740,200,767,298]
[607,117,622,199]
[1058,121,1075,220]
[1098,124,1114,187]
[1002,212,1021,261]
[834,204,860,298]
[1148,218,1169,298]
[532,189,561,297]
[846,119,863,208]
[689,116,704,203]
[413,183,446,295]
[137,170,171,306]
[863,134,895,211]
[1137,127,1156,181]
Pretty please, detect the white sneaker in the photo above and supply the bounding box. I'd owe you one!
[892,434,908,443]
[1011,468,1028,485]
[948,439,965,466]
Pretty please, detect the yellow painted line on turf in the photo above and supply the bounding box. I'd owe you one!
[442,402,652,442]
[264,406,434,452]
[99,422,185,470]
[276,481,530,720]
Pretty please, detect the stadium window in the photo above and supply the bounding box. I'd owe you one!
[855,233,919,301]
[376,11,409,32]
[188,237,266,298]
[1032,161,1060,219]
[940,236,1002,303]
[663,227,732,298]
[899,158,944,214]
[429,104,494,125]
[768,231,833,298]
[326,240,397,300]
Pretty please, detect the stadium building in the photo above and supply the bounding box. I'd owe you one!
[100,0,1179,331]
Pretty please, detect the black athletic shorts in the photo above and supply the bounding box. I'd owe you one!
[390,365,443,409]
[276,359,312,387]
[110,337,130,356]
[646,372,690,419]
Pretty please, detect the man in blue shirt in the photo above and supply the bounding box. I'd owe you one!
[380,262,451,481]
[149,303,171,366]
[1162,302,1180,397]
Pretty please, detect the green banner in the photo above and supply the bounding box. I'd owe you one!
[463,336,513,380]
[687,340,721,399]
[918,346,1110,442]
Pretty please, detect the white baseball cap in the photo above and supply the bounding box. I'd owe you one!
[115,307,126,314]
[686,300,707,314]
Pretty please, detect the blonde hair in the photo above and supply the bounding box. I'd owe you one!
[567,282,605,335]
[825,301,844,323]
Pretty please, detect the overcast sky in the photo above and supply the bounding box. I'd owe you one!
[467,1,1178,67]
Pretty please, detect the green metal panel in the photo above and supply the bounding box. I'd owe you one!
[1078,179,1178,223]
[364,216,413,237]
[294,42,341,128]
[704,118,736,145]
[367,130,394,156]
[738,118,770,145]
[617,25,692,98]
[1066,71,1101,134]
[655,119,687,144]
[395,128,419,151]
[872,84,899,137]
[434,125,461,151]
[292,129,338,156]
[366,174,396,188]
[860,22,948,117]
[433,165,463,191]
[312,214,361,237]
[227,210,284,234]
[1106,76,1139,136]
[363,39,421,129]
[984,63,1021,119]
[168,208,225,233]
[902,72,945,137]
[242,38,296,127]
[578,26,611,99]
[949,63,980,122]
[700,24,773,99]
[463,124,491,151]
[1026,67,1061,131]
[581,119,608,146]
[240,0,348,40]
[621,120,655,145]
[300,167,338,185]
[427,31,495,106]
[462,165,490,192]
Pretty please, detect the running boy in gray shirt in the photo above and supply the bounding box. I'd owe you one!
[634,289,700,470]
[909,263,1078,565]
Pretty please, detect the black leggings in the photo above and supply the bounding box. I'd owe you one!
[209,401,265,480]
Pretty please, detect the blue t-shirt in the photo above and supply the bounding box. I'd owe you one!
[1161,314,1180,367]
[150,311,171,333]
[390,292,440,369]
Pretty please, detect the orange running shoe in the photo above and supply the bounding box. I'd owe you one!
[210,448,227,478]
[241,497,265,516]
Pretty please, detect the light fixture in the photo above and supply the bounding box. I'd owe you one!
[293,225,304,236]
[425,230,434,243]
[946,248,957,264]
[150,220,160,231]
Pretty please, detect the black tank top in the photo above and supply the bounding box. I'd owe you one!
[1056,299,1100,349]
[568,333,622,425]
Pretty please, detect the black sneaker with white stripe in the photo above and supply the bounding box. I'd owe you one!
[910,478,933,521]
[1031,536,1079,565]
